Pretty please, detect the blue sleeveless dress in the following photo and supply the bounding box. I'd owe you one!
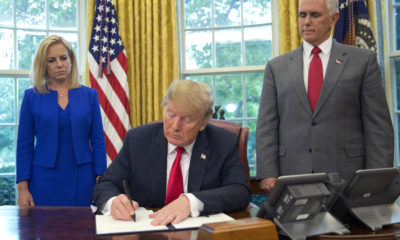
[29,104,96,206]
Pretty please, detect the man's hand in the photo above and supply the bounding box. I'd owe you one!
[110,194,139,221]
[260,177,278,195]
[149,195,191,226]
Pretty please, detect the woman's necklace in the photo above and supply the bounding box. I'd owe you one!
[57,87,68,97]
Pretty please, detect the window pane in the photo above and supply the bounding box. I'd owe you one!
[398,116,400,165]
[0,176,16,205]
[395,58,400,110]
[245,26,272,66]
[243,0,271,24]
[185,0,212,28]
[185,30,212,69]
[17,78,31,121]
[16,0,46,29]
[246,72,263,117]
[0,29,14,70]
[0,126,16,172]
[0,78,15,124]
[215,29,241,67]
[49,0,77,29]
[215,74,243,118]
[0,0,13,27]
[247,120,256,177]
[214,0,241,27]
[396,7,400,50]
[17,31,46,70]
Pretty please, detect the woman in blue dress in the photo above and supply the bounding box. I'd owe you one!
[16,35,107,206]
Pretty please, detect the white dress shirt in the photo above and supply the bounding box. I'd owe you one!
[303,37,333,92]
[102,141,204,217]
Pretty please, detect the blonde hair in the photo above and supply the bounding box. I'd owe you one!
[31,35,80,94]
[162,79,214,122]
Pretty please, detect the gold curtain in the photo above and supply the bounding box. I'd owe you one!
[86,0,179,127]
[278,0,302,54]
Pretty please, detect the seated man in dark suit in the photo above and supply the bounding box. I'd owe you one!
[93,79,251,226]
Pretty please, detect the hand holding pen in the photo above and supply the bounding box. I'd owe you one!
[123,179,137,222]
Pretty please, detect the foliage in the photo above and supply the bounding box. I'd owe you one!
[48,0,77,29]
[0,165,15,173]
[0,176,15,205]
[18,34,46,70]
[16,0,46,27]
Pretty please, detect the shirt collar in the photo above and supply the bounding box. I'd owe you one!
[167,140,195,155]
[303,37,332,57]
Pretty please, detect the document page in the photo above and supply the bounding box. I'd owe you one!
[95,207,167,235]
[95,207,234,235]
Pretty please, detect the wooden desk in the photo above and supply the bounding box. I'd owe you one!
[1,206,400,240]
[0,206,254,240]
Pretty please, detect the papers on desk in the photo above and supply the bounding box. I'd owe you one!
[95,207,234,235]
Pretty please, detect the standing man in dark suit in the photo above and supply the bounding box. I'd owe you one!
[93,79,251,225]
[256,0,394,195]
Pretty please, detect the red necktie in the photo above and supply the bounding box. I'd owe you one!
[308,47,323,112]
[165,147,185,205]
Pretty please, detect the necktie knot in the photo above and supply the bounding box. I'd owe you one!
[176,147,185,155]
[312,47,321,55]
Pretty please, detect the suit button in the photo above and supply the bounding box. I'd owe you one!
[311,121,318,126]
[309,148,312,153]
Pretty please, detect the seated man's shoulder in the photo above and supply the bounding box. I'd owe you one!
[126,122,163,138]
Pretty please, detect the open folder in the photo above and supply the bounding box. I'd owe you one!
[95,207,234,235]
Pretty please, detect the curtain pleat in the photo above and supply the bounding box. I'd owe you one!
[278,0,302,54]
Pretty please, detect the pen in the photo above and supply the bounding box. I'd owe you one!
[122,179,136,222]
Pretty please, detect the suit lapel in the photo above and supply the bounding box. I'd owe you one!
[149,125,168,206]
[313,41,347,116]
[188,129,209,192]
[288,45,313,117]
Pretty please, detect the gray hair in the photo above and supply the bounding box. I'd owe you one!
[326,0,339,15]
[299,0,339,15]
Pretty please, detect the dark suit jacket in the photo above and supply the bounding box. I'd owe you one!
[93,122,251,215]
[256,40,394,182]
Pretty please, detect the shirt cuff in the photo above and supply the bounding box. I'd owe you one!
[183,193,204,217]
[101,196,117,215]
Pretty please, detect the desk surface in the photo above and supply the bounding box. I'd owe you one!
[1,206,400,240]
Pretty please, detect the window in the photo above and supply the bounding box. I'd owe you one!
[0,0,85,205]
[390,0,400,167]
[179,0,279,176]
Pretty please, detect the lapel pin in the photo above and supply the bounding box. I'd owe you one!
[336,59,341,64]
[200,153,206,160]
